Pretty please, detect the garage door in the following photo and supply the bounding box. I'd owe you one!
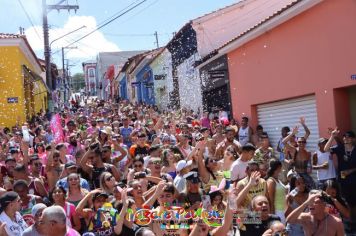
[257,95,320,152]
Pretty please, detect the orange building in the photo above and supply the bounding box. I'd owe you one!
[198,0,356,150]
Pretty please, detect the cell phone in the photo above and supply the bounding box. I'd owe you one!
[290,187,299,197]
[202,195,211,209]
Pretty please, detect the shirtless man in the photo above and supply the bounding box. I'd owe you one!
[45,142,64,191]
[286,191,344,236]
[215,127,242,159]
[212,124,224,148]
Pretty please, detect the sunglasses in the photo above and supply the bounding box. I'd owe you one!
[273,230,288,236]
[151,161,162,165]
[102,150,110,153]
[34,163,42,167]
[209,159,219,163]
[297,141,306,144]
[68,178,79,181]
[106,176,114,181]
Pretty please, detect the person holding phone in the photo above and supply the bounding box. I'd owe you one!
[285,174,309,236]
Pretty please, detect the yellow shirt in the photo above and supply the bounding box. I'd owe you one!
[237,177,267,209]
[203,171,224,194]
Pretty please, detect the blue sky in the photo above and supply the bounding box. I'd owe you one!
[0,0,237,73]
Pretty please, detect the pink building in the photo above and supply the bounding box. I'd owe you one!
[198,0,356,150]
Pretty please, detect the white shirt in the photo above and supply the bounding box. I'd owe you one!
[230,158,249,181]
[173,175,186,193]
[0,211,28,236]
[315,150,336,181]
[238,127,250,146]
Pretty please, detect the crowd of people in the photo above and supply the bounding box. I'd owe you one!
[0,98,354,236]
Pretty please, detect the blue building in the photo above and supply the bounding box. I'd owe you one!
[119,75,128,100]
[136,64,155,105]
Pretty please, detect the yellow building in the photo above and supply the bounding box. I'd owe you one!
[0,33,48,128]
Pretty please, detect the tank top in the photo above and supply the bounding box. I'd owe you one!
[316,150,336,181]
[239,177,267,208]
[268,177,286,215]
[238,127,249,146]
[28,180,41,197]
[20,195,37,215]
[202,171,224,194]
[92,165,111,189]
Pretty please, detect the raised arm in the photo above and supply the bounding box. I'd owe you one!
[282,126,298,145]
[300,117,310,140]
[324,128,340,152]
[286,192,319,224]
[143,181,165,207]
[112,139,127,164]
[114,189,128,235]
[79,149,93,175]
[195,141,210,184]
[211,194,234,236]
[45,142,56,172]
[235,171,260,207]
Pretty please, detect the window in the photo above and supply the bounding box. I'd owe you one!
[88,68,95,78]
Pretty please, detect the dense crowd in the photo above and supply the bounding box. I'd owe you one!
[0,98,355,236]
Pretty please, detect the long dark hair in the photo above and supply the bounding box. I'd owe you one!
[322,179,347,207]
[290,174,309,193]
[204,157,216,180]
[266,159,282,180]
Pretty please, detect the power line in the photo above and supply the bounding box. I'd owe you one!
[17,0,42,40]
[63,0,148,48]
[96,0,142,26]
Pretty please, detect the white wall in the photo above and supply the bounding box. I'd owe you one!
[150,49,172,111]
[177,53,203,112]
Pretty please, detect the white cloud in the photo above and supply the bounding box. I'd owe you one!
[25,15,120,60]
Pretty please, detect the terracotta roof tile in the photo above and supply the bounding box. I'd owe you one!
[0,33,24,39]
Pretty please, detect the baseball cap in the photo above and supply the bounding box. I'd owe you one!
[31,203,47,217]
[92,192,109,201]
[64,162,76,169]
[287,169,296,178]
[344,131,356,138]
[318,138,328,144]
[200,127,209,133]
[0,191,18,210]
[184,171,200,183]
[176,160,192,172]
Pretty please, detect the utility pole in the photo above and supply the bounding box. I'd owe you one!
[42,0,79,111]
[62,47,77,104]
[154,31,159,48]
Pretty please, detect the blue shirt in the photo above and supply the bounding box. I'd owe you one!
[56,177,90,191]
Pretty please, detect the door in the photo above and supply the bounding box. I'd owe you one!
[257,95,320,152]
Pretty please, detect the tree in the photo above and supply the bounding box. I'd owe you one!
[71,73,85,92]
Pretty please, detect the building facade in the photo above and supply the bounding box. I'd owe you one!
[199,0,356,150]
[0,34,48,128]
[149,48,173,111]
[82,61,97,96]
